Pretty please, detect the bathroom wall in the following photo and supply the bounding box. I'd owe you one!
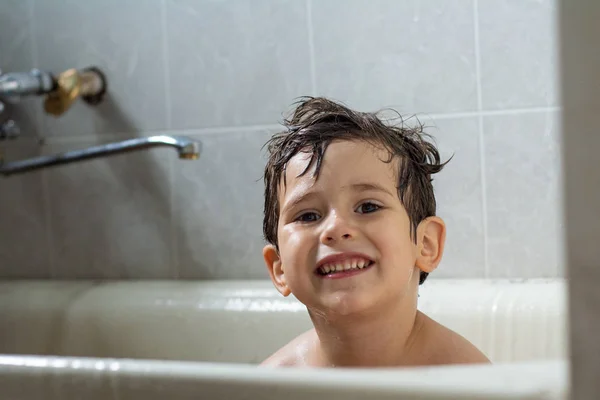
[560,2,600,398]
[0,0,561,280]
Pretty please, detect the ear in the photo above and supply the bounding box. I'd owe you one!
[415,216,446,274]
[263,244,291,297]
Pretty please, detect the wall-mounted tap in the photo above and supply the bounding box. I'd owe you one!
[0,68,55,98]
[42,67,106,116]
[0,100,19,139]
[0,66,107,140]
[0,67,202,176]
[0,135,201,177]
[0,66,105,107]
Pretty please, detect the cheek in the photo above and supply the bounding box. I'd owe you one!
[283,228,303,249]
[278,226,312,268]
[369,217,417,262]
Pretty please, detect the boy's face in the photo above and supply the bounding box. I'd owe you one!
[264,140,443,316]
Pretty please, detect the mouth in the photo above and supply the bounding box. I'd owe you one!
[315,253,375,278]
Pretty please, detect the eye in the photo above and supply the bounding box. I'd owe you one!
[356,202,381,214]
[295,211,321,223]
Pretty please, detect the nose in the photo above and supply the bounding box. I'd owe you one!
[320,211,357,244]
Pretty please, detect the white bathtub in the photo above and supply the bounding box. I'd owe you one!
[0,279,569,399]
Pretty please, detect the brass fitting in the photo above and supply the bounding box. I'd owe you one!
[44,67,107,116]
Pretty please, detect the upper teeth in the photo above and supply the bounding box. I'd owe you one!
[319,259,370,274]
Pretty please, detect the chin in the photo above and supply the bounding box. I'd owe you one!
[319,291,379,317]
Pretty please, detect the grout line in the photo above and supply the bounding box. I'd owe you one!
[28,0,44,143]
[29,0,39,68]
[306,0,317,96]
[473,0,483,112]
[160,0,172,130]
[420,110,480,120]
[30,0,55,278]
[478,113,489,278]
[41,170,56,278]
[35,105,562,145]
[473,0,490,277]
[43,124,283,144]
[425,106,560,121]
[168,152,179,279]
[170,124,283,136]
[161,0,178,279]
[28,0,38,67]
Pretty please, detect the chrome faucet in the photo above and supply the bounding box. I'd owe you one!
[0,66,107,139]
[0,135,201,177]
[0,66,201,176]
[0,68,55,98]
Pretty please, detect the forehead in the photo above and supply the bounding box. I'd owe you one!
[280,140,397,195]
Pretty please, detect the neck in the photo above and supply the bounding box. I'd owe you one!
[309,288,423,367]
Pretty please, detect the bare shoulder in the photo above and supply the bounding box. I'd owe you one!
[260,329,318,367]
[418,312,491,366]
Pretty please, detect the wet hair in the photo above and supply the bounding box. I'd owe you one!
[262,97,449,284]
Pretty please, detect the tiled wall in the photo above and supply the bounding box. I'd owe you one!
[0,0,562,280]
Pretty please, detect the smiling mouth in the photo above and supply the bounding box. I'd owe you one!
[316,259,375,277]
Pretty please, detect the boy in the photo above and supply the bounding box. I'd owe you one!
[260,97,489,368]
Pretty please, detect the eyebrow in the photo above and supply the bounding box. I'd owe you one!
[346,182,395,197]
[281,182,395,214]
[281,190,319,215]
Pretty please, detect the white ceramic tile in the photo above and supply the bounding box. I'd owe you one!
[311,0,477,114]
[174,129,274,279]
[44,138,175,278]
[166,0,312,129]
[426,116,485,279]
[478,0,558,109]
[0,141,51,278]
[0,0,33,70]
[484,111,563,278]
[34,0,167,137]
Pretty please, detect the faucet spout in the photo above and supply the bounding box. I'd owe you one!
[0,135,201,177]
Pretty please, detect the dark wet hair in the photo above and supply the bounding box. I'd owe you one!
[262,97,449,284]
